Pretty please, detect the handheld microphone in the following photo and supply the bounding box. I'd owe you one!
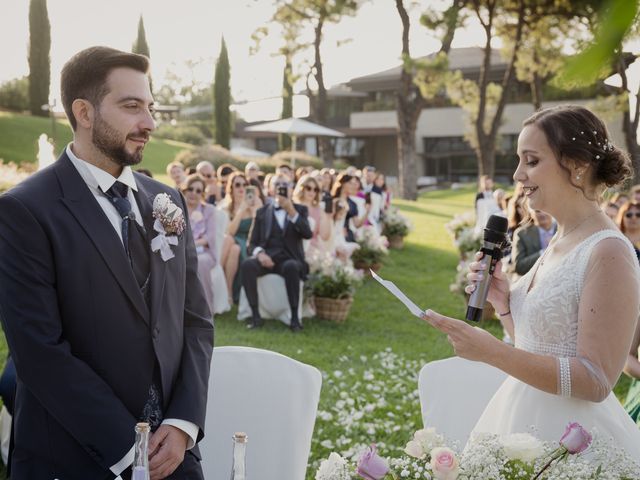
[465,214,509,322]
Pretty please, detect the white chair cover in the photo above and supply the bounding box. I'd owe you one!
[0,406,10,465]
[418,357,507,447]
[237,275,308,325]
[199,346,322,480]
[210,207,231,315]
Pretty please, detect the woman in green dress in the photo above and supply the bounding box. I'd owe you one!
[623,323,640,425]
[220,172,262,304]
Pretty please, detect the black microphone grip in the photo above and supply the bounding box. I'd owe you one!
[465,240,501,322]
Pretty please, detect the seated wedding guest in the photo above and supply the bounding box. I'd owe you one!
[263,173,275,203]
[332,173,370,243]
[616,201,640,259]
[475,174,495,208]
[183,174,217,312]
[241,174,312,331]
[245,161,260,182]
[506,183,526,240]
[295,166,313,182]
[276,163,294,182]
[493,189,506,212]
[611,191,630,208]
[217,163,237,200]
[196,160,220,205]
[220,172,262,303]
[293,174,332,252]
[319,168,334,193]
[331,197,360,261]
[602,201,619,221]
[510,208,556,278]
[372,172,390,212]
[623,311,640,426]
[362,165,376,193]
[135,168,153,178]
[166,160,186,188]
[249,177,266,205]
[631,184,640,203]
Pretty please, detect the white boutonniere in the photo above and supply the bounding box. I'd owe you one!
[151,193,186,261]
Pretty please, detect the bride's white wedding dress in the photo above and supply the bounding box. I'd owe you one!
[471,229,640,458]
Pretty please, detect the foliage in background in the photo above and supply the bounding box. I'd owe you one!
[0,77,29,112]
[153,123,207,145]
[28,0,50,117]
[132,15,152,92]
[213,37,231,149]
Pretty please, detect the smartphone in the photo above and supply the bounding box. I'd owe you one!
[323,192,333,214]
[277,183,288,197]
[245,185,256,202]
[365,192,371,204]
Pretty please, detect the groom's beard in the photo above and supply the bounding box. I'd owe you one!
[92,112,148,167]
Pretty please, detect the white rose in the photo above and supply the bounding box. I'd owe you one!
[153,193,171,212]
[414,427,441,451]
[315,452,349,480]
[500,433,544,463]
[404,439,425,459]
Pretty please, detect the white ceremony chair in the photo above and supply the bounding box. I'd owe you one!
[199,346,322,480]
[418,357,507,447]
[236,276,306,325]
[210,207,231,315]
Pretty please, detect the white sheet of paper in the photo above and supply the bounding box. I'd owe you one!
[370,270,424,318]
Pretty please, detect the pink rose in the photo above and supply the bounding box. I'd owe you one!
[357,444,389,480]
[559,422,592,454]
[430,447,459,480]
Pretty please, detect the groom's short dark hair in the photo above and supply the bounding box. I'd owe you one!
[61,46,149,130]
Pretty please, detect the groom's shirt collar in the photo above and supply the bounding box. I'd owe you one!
[66,143,138,193]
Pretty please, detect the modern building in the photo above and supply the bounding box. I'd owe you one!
[236,47,624,183]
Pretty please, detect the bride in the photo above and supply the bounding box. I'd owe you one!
[424,105,640,459]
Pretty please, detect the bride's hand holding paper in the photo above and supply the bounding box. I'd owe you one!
[423,309,504,363]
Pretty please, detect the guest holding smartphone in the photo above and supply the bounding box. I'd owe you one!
[220,172,263,303]
[293,174,332,254]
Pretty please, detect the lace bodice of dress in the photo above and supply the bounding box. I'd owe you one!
[510,229,634,359]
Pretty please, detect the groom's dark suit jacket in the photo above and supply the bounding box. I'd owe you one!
[0,153,214,479]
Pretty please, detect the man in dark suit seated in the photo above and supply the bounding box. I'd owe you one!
[510,209,556,277]
[241,174,313,332]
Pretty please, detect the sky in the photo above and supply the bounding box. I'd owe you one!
[2,0,638,122]
[1,0,491,121]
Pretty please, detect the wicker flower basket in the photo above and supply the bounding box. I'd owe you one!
[353,260,382,275]
[313,296,354,323]
[388,235,404,249]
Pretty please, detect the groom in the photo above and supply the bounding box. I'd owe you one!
[0,47,213,479]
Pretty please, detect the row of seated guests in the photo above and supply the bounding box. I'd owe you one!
[176,162,392,325]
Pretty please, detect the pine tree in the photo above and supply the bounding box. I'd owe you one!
[213,37,231,149]
[132,15,152,92]
[279,57,293,150]
[28,0,51,117]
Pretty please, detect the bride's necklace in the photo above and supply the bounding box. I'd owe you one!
[539,209,603,266]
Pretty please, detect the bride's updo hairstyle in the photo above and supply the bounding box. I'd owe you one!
[523,105,632,191]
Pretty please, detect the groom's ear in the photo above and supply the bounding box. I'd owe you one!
[71,99,94,130]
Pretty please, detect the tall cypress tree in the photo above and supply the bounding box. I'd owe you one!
[28,0,51,117]
[132,15,152,92]
[213,37,231,148]
[279,57,293,150]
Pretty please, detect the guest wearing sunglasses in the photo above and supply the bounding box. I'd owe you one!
[616,201,640,260]
[182,174,217,312]
[196,160,220,205]
[293,174,332,253]
[220,172,263,303]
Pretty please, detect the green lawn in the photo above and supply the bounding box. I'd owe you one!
[0,111,190,179]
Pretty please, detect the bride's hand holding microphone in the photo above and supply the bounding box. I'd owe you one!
[423,214,511,363]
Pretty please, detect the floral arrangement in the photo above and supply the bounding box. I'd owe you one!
[306,250,364,299]
[315,423,640,480]
[351,226,389,266]
[444,211,475,240]
[151,193,185,261]
[449,258,472,296]
[381,208,412,238]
